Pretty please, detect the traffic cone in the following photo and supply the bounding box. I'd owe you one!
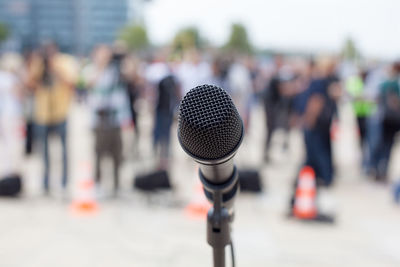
[293,166,317,219]
[69,162,99,216]
[185,168,212,219]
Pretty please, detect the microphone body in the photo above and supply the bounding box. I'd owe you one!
[199,158,234,184]
[178,84,243,267]
[177,84,244,208]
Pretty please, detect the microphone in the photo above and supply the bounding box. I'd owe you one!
[178,84,244,267]
[178,84,244,209]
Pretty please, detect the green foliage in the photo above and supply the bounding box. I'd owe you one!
[224,23,252,54]
[0,23,9,43]
[342,37,360,60]
[119,24,150,51]
[172,27,204,52]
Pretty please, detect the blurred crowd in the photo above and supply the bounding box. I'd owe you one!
[1,41,400,203]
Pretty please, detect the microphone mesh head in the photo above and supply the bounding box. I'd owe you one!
[178,84,243,160]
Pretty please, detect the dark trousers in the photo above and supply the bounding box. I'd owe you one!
[367,115,383,174]
[153,111,173,158]
[25,121,35,155]
[375,121,398,181]
[265,106,277,155]
[128,94,139,136]
[356,117,367,147]
[356,116,368,169]
[304,129,334,187]
[35,121,68,191]
[94,126,122,192]
[264,103,290,158]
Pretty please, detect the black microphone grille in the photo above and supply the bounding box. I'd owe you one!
[178,84,243,161]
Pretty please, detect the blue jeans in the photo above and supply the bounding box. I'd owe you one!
[35,121,68,191]
[153,111,173,158]
[304,128,334,186]
[366,114,382,174]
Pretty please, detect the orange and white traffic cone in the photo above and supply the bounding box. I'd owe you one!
[184,169,212,220]
[69,162,99,216]
[293,166,317,219]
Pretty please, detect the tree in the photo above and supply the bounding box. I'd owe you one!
[0,23,9,43]
[224,23,252,54]
[341,37,360,61]
[119,24,150,51]
[172,27,204,52]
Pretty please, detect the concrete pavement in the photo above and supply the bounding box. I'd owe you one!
[0,101,399,267]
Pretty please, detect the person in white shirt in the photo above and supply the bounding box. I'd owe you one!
[176,49,212,95]
[0,53,24,178]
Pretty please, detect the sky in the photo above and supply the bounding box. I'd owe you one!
[143,0,400,59]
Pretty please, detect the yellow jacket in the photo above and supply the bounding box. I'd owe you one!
[30,54,78,125]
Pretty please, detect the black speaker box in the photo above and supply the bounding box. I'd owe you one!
[134,170,172,191]
[0,174,22,197]
[238,169,263,193]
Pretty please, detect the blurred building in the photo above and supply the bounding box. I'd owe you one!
[0,0,131,54]
[76,0,128,54]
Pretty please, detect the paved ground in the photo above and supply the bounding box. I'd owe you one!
[1,101,400,267]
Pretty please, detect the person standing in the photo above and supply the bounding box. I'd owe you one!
[288,57,341,222]
[22,50,38,155]
[0,53,24,180]
[153,72,180,169]
[227,57,253,130]
[85,45,131,196]
[345,70,374,171]
[121,55,144,148]
[303,58,341,187]
[28,43,77,194]
[176,49,211,94]
[374,62,400,183]
[363,64,385,177]
[263,55,295,161]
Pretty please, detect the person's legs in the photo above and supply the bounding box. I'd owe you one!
[25,121,34,155]
[281,99,291,152]
[95,152,102,185]
[357,116,367,147]
[36,124,50,192]
[320,134,334,187]
[158,114,173,169]
[305,129,333,186]
[112,154,120,194]
[357,116,368,170]
[94,128,104,185]
[131,100,139,136]
[304,130,318,170]
[160,114,172,157]
[128,93,140,156]
[264,106,276,160]
[56,121,68,189]
[111,127,122,194]
[153,111,161,153]
[377,123,396,182]
[367,115,382,175]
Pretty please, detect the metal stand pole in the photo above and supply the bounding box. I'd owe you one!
[201,168,239,267]
[207,190,232,267]
[213,247,226,267]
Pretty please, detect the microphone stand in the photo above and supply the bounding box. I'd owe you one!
[200,167,239,267]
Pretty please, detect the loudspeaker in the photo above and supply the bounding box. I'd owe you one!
[0,174,22,197]
[134,170,172,192]
[238,169,263,193]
